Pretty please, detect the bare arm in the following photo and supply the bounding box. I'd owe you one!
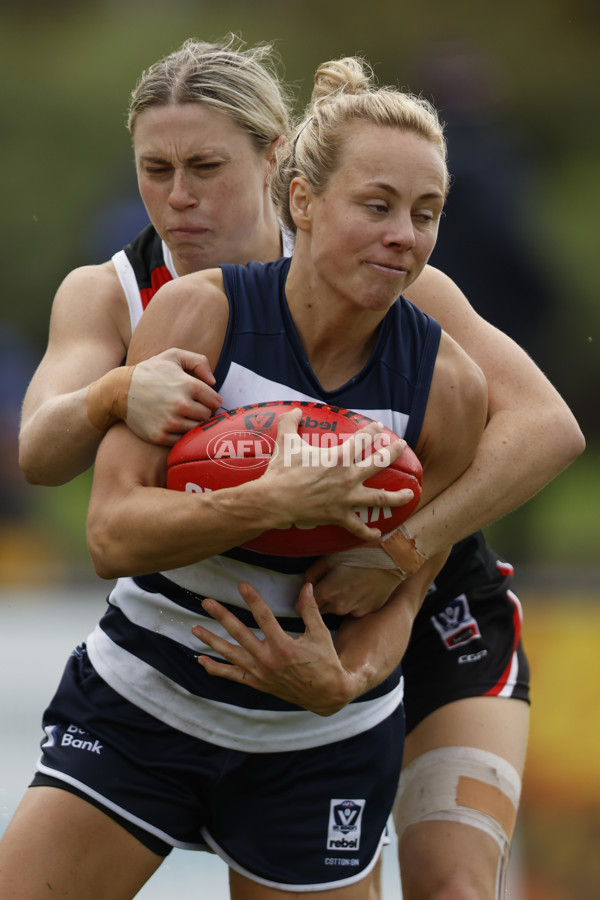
[87,275,413,579]
[18,262,221,486]
[308,329,488,615]
[404,264,585,557]
[191,551,448,717]
[307,266,584,615]
[187,328,487,710]
[19,264,130,485]
[87,411,410,579]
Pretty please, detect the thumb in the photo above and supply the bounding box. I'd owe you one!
[305,556,331,584]
[296,582,327,631]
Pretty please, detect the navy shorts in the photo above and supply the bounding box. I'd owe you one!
[402,554,531,734]
[32,646,404,891]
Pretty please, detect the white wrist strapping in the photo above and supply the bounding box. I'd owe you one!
[325,523,427,579]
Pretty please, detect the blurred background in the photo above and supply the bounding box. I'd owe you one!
[0,0,598,896]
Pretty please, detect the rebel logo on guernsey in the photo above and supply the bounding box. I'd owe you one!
[326,799,365,851]
[431,594,482,650]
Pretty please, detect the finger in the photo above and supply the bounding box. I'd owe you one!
[295,582,331,634]
[191,620,248,661]
[237,582,288,640]
[274,407,303,444]
[305,556,331,584]
[353,433,407,470]
[371,436,408,467]
[176,349,217,385]
[338,513,383,542]
[195,598,263,653]
[344,424,396,464]
[197,655,257,686]
[351,485,415,515]
[189,381,222,411]
[162,411,216,442]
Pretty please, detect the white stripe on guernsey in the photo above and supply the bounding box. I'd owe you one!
[109,572,306,660]
[219,362,410,438]
[87,626,403,753]
[111,249,146,332]
[163,555,305,617]
[161,239,180,280]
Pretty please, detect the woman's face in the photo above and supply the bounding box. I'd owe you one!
[134,103,280,275]
[296,124,447,313]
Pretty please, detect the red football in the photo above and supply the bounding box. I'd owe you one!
[166,400,422,556]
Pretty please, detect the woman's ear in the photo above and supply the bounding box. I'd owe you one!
[289,176,313,233]
[265,134,288,178]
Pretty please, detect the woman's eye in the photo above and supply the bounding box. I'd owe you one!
[413,211,439,224]
[194,162,221,174]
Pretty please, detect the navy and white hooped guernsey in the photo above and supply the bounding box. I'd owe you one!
[88,250,441,755]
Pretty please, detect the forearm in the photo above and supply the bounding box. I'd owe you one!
[333,551,448,696]
[88,477,286,579]
[19,360,134,486]
[89,413,415,580]
[408,399,585,558]
[19,388,104,485]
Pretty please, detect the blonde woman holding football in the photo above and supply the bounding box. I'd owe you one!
[12,39,583,900]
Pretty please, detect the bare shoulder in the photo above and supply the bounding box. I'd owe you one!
[57,260,124,308]
[50,260,130,342]
[405,265,474,329]
[128,268,229,368]
[406,264,516,366]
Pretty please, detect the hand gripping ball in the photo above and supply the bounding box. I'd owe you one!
[166,400,422,556]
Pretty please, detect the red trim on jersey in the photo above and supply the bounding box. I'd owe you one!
[140,265,174,309]
[484,588,521,697]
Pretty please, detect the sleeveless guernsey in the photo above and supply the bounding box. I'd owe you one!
[87,256,441,754]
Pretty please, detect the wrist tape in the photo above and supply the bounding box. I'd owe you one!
[86,365,135,432]
[325,524,427,580]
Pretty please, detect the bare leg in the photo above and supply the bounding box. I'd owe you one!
[230,865,376,899]
[397,697,529,900]
[368,852,384,900]
[0,787,164,900]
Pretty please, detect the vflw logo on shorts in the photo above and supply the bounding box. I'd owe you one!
[326,799,365,851]
[431,594,481,650]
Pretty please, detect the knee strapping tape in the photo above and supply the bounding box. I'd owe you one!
[393,746,521,852]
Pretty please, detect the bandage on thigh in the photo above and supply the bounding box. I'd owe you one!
[393,747,522,898]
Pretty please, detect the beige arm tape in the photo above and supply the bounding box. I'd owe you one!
[325,523,427,580]
[86,365,135,432]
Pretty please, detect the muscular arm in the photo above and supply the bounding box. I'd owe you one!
[19,265,130,485]
[329,549,450,705]
[309,328,488,616]
[192,550,448,716]
[87,275,412,579]
[404,265,585,557]
[19,262,221,486]
[193,328,488,710]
